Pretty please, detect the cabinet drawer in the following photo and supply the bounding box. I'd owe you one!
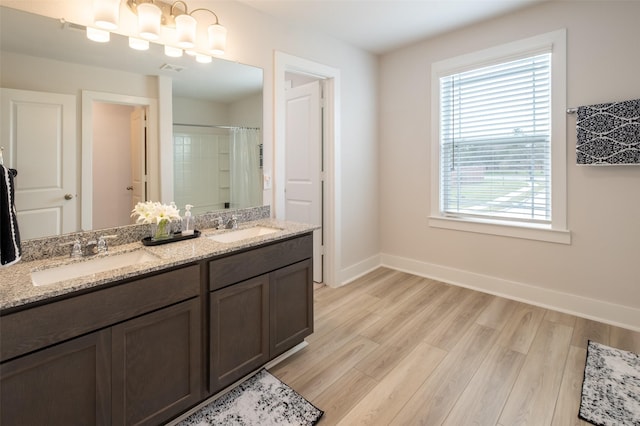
[1,264,200,362]
[209,234,312,291]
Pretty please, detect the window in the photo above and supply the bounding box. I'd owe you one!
[430,30,570,244]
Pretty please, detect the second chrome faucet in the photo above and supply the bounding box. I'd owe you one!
[214,215,238,230]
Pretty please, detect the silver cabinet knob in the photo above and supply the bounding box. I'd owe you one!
[64,193,73,200]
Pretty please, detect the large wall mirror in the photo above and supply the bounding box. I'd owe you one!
[0,6,263,241]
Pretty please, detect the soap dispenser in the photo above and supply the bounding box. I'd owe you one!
[181,204,194,236]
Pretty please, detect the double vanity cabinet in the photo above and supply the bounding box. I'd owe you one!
[0,230,314,426]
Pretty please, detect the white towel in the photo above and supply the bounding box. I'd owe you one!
[1,164,21,266]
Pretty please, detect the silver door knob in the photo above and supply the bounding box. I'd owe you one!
[126,186,134,191]
[64,193,73,200]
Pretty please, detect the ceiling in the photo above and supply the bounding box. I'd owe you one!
[0,5,263,102]
[0,1,549,100]
[238,0,547,54]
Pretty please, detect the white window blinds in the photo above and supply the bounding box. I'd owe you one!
[439,53,551,223]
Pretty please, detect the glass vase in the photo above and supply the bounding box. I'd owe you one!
[151,219,171,241]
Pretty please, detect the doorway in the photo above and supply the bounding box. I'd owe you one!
[274,52,341,287]
[284,77,323,282]
[81,91,158,231]
[90,102,146,229]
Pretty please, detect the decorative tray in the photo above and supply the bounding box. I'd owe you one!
[142,230,201,246]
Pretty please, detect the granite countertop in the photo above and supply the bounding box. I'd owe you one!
[1,219,316,312]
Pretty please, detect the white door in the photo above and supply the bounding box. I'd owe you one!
[0,88,77,240]
[285,81,323,282]
[130,107,147,220]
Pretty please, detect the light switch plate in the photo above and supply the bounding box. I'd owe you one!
[263,172,272,190]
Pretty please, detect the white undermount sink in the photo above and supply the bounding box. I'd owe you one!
[31,249,159,287]
[208,226,280,243]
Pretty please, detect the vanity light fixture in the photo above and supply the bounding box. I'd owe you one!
[207,20,227,55]
[88,0,227,60]
[175,12,196,48]
[129,36,150,50]
[87,0,120,42]
[164,45,183,57]
[86,27,111,42]
[135,2,162,40]
[195,53,212,63]
[92,0,120,30]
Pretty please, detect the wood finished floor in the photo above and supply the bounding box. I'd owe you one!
[270,268,640,426]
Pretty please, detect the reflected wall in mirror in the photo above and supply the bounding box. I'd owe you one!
[0,6,263,241]
[173,125,262,216]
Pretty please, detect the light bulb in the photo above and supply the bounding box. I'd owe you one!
[208,23,227,55]
[164,45,183,57]
[93,0,119,30]
[129,37,150,50]
[195,53,212,63]
[175,14,196,49]
[137,3,161,40]
[86,27,110,43]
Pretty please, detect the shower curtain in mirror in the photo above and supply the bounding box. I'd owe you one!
[230,128,262,209]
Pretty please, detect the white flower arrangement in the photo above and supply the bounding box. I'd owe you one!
[131,201,181,239]
[131,201,181,224]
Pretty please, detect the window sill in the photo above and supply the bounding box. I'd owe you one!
[428,216,571,244]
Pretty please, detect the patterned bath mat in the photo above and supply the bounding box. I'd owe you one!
[175,369,323,425]
[579,340,640,426]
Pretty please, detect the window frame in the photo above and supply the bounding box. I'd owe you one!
[429,29,570,244]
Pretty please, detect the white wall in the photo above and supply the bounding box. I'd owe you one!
[0,51,158,99]
[173,93,262,128]
[379,1,640,330]
[172,96,230,125]
[6,1,380,285]
[229,93,262,128]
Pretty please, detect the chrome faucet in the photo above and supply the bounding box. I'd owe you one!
[225,215,238,229]
[62,234,117,258]
[213,217,223,229]
[97,234,118,254]
[63,239,96,258]
[67,239,83,258]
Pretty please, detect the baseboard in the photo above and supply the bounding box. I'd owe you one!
[380,253,640,332]
[338,253,382,287]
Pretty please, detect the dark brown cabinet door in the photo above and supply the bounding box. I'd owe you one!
[111,298,201,426]
[210,274,269,392]
[0,329,111,426]
[270,259,314,358]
